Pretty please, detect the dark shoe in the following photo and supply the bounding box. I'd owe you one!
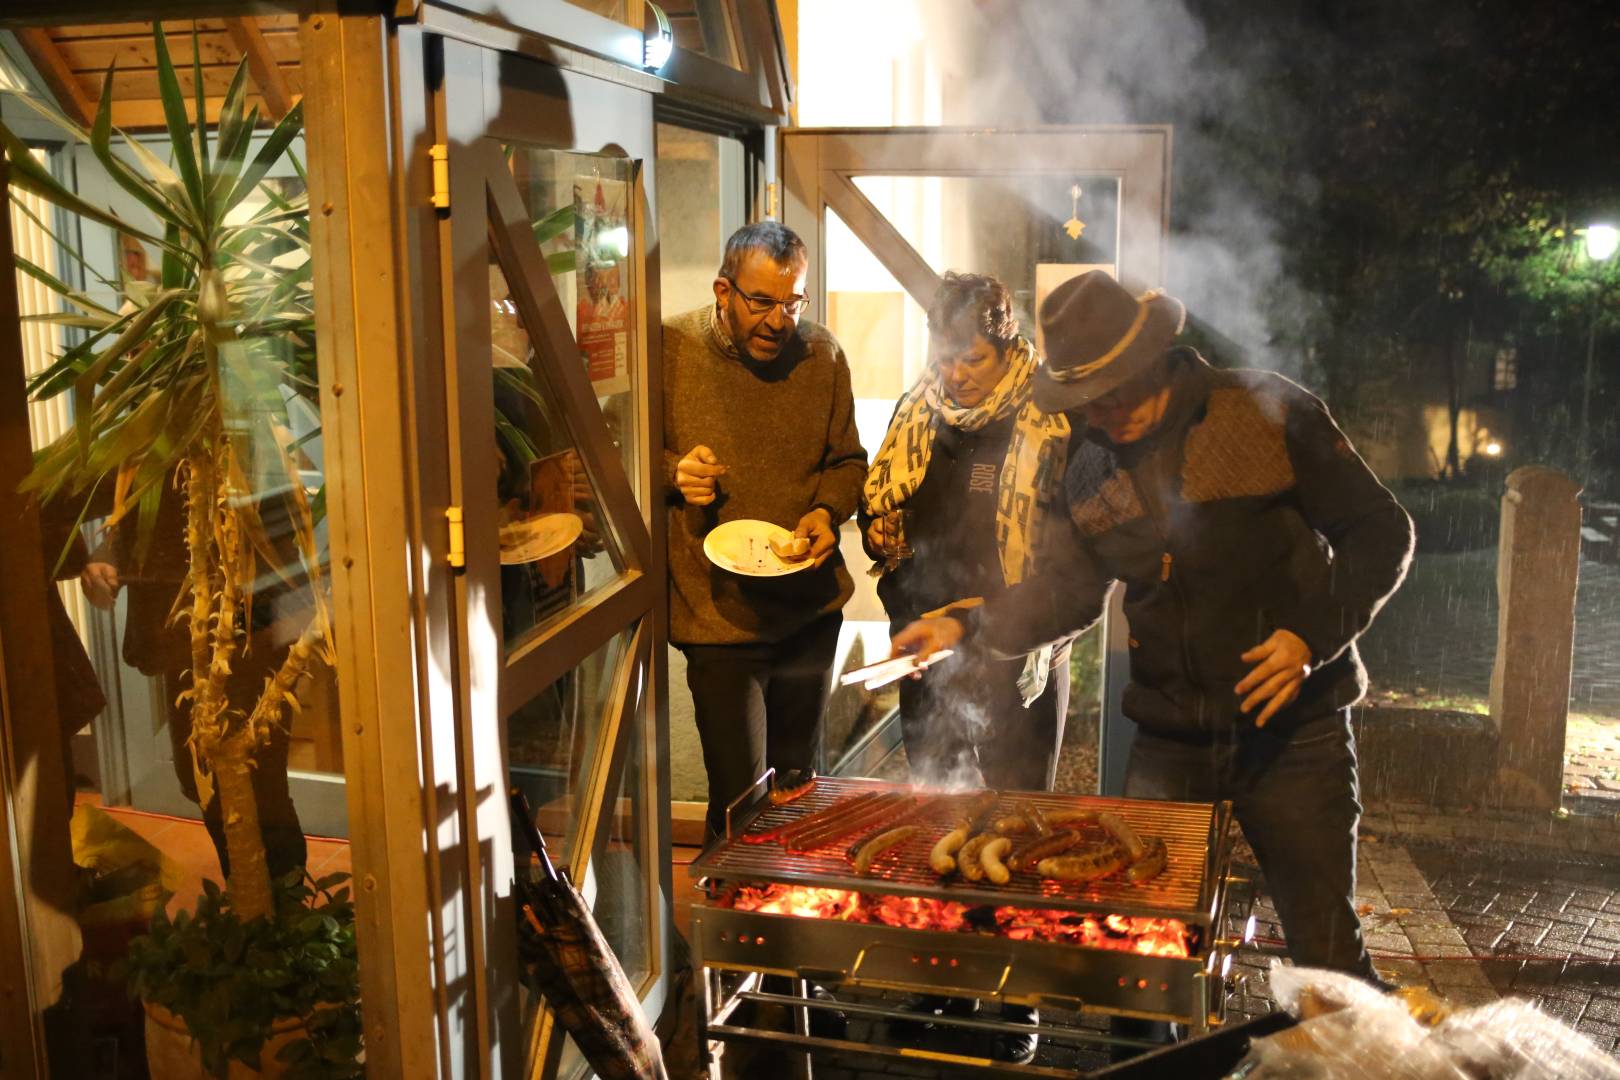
[884,994,977,1042]
[806,985,847,1040]
[990,1004,1038,1065]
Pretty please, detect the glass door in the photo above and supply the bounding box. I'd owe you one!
[435,36,666,1079]
[780,126,1172,791]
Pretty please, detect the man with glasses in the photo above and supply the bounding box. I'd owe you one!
[664,221,867,839]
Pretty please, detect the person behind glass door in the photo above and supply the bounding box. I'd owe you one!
[663,222,867,838]
[78,238,306,882]
[860,272,1073,793]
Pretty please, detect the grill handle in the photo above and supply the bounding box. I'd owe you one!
[851,943,1014,999]
[794,966,849,984]
[724,768,774,839]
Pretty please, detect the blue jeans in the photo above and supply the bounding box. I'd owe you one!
[1124,710,1373,979]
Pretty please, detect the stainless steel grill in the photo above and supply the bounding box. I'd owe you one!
[688,777,1254,1077]
[696,778,1226,922]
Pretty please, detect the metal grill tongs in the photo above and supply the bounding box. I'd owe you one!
[838,649,955,691]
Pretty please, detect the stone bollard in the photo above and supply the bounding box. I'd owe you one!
[1490,466,1583,808]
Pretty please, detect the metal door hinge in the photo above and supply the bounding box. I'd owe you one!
[445,505,465,568]
[429,144,450,210]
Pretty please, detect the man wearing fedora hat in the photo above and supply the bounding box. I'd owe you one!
[894,271,1414,998]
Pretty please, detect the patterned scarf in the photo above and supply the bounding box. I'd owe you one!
[864,338,1071,704]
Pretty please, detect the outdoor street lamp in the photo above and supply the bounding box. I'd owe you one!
[1587,224,1619,262]
[1577,223,1616,484]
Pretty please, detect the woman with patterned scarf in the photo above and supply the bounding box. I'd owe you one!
[860,272,1073,792]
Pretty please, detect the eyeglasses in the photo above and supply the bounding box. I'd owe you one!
[724,277,810,317]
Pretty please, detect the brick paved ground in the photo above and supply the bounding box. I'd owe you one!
[1196,803,1620,1073]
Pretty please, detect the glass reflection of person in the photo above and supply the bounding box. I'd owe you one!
[38,502,108,817]
[78,238,306,881]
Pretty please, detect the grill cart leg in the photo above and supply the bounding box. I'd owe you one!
[790,978,814,1079]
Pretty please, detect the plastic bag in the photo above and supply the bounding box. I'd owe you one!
[1234,963,1466,1079]
[1430,997,1620,1080]
[1227,961,1620,1080]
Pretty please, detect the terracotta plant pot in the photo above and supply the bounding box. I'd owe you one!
[144,1001,308,1079]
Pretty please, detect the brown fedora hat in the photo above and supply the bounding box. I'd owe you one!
[1033,271,1186,411]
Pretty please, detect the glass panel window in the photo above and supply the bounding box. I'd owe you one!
[1,17,358,1077]
[555,700,653,1078]
[564,0,744,69]
[587,702,652,984]
[656,123,747,813]
[848,172,1122,333]
[662,0,743,69]
[510,628,633,1033]
[488,254,628,653]
[655,123,746,316]
[504,147,641,495]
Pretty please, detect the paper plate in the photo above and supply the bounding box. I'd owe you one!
[500,512,584,565]
[703,518,814,577]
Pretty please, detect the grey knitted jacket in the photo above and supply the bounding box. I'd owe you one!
[662,304,867,645]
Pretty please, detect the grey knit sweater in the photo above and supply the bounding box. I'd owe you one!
[663,304,867,645]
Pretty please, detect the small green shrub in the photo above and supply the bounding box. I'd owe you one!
[120,871,361,1079]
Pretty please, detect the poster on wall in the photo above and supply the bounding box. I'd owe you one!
[574,175,632,396]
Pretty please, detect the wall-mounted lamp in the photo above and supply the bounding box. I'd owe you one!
[644,2,673,71]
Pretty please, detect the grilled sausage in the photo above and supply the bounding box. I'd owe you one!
[853,825,920,875]
[961,791,999,823]
[929,792,998,875]
[787,793,912,852]
[1038,842,1127,882]
[1125,836,1169,883]
[1097,811,1149,864]
[1044,808,1099,828]
[957,833,996,882]
[980,837,1014,885]
[1023,804,1052,837]
[744,790,886,845]
[930,824,970,875]
[769,777,816,805]
[992,814,1031,835]
[1008,829,1082,873]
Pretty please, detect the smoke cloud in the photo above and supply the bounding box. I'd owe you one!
[932,0,1321,379]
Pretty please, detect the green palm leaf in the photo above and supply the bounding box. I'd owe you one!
[151,24,206,226]
[0,118,165,246]
[224,103,304,218]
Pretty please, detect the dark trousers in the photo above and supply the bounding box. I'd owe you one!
[1124,710,1372,978]
[681,613,843,837]
[164,663,308,882]
[898,645,1070,791]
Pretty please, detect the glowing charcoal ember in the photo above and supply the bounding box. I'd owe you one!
[723,883,1193,958]
[730,885,864,920]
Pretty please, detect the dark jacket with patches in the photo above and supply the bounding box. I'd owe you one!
[974,349,1413,740]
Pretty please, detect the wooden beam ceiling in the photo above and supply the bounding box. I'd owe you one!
[13,28,95,127]
[224,16,293,120]
[12,18,303,132]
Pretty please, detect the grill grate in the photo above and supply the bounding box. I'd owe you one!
[692,777,1228,923]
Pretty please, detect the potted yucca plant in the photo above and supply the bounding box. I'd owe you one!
[1,25,357,1077]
